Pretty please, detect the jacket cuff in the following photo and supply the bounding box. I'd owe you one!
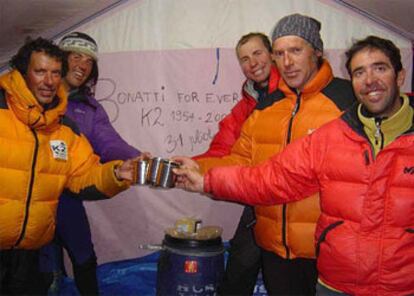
[103,160,130,196]
[204,172,211,194]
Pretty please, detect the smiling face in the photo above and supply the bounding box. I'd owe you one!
[25,51,62,105]
[64,52,94,89]
[350,47,405,118]
[272,35,321,92]
[237,36,273,87]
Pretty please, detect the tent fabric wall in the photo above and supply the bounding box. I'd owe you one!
[62,0,413,265]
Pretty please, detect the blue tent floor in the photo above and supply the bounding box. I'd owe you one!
[58,252,159,296]
[56,248,268,296]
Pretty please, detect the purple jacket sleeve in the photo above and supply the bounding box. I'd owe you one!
[88,102,140,162]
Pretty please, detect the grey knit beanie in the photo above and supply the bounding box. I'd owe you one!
[271,14,323,52]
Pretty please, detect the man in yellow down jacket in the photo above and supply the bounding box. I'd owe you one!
[177,14,356,295]
[0,37,136,295]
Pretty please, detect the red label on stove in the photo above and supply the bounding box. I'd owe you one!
[184,260,198,273]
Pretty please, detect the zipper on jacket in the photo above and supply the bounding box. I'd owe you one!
[14,129,39,248]
[316,221,344,257]
[374,118,384,150]
[363,150,370,165]
[281,205,289,258]
[285,94,301,145]
[282,93,302,259]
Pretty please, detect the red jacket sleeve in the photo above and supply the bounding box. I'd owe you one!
[193,95,256,159]
[204,132,321,205]
[194,65,279,159]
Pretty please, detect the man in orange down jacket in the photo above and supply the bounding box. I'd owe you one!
[0,37,136,295]
[177,13,356,295]
[175,35,414,296]
[194,32,279,295]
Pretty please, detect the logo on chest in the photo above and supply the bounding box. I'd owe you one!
[74,108,86,114]
[403,166,414,175]
[50,140,68,161]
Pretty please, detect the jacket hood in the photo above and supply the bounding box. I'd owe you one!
[0,70,67,132]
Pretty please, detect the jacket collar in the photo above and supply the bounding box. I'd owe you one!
[0,70,67,132]
[342,94,414,140]
[68,88,90,102]
[242,64,280,102]
[278,59,333,99]
[68,88,99,110]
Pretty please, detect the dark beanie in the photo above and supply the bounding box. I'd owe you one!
[59,32,98,61]
[271,14,323,52]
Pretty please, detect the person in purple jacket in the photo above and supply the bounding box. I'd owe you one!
[39,32,141,295]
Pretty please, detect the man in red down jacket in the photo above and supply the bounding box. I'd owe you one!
[175,36,414,296]
[194,32,279,295]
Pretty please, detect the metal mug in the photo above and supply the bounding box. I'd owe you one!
[155,160,179,188]
[147,157,163,185]
[134,159,149,185]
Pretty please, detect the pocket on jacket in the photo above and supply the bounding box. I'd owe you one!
[316,220,344,257]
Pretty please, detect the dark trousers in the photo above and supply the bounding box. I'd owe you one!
[39,194,99,295]
[0,249,52,295]
[261,250,317,296]
[316,282,348,296]
[218,206,261,296]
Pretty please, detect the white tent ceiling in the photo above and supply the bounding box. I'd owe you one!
[0,0,124,68]
[337,0,414,40]
[0,0,413,69]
